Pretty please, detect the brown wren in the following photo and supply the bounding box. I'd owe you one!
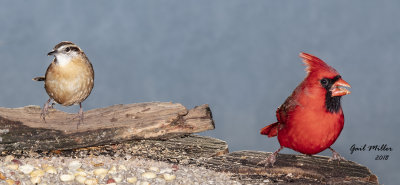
[33,41,94,126]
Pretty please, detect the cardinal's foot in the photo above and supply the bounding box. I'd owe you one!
[328,147,345,162]
[257,153,277,167]
[258,146,284,167]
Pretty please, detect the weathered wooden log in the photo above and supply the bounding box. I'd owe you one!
[201,150,379,184]
[62,135,377,184]
[113,136,377,184]
[2,135,229,163]
[0,102,214,152]
[0,134,379,184]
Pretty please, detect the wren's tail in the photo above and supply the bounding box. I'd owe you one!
[260,122,279,137]
[32,76,45,81]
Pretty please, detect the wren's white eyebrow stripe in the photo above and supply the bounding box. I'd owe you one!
[34,41,94,128]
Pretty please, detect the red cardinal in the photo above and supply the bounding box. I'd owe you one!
[259,52,351,166]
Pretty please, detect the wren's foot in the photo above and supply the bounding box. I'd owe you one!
[257,146,284,167]
[328,147,345,162]
[40,99,52,122]
[72,109,84,129]
[49,102,56,109]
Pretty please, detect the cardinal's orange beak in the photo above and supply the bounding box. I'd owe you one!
[331,78,351,97]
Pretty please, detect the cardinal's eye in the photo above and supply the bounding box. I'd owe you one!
[320,78,329,86]
[65,47,71,52]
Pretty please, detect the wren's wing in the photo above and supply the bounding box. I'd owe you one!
[32,76,45,81]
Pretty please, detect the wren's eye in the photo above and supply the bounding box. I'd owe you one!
[65,47,71,52]
[320,78,329,86]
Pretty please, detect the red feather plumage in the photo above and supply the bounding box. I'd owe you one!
[261,52,351,157]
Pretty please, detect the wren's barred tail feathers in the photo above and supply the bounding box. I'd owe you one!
[33,76,45,81]
[35,41,94,128]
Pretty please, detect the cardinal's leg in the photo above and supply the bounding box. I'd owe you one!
[328,147,345,162]
[258,146,284,167]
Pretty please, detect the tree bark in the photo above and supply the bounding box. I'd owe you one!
[0,102,214,152]
[4,135,378,184]
[202,150,379,184]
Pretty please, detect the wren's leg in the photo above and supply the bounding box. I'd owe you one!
[258,146,284,167]
[49,102,56,109]
[328,147,345,162]
[40,98,52,122]
[76,103,84,128]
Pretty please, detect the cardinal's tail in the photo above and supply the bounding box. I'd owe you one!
[260,122,279,137]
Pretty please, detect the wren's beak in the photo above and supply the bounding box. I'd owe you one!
[47,50,57,56]
[331,78,351,97]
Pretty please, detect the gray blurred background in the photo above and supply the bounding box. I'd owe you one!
[0,1,398,184]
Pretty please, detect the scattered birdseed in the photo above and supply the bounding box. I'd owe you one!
[0,155,240,184]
